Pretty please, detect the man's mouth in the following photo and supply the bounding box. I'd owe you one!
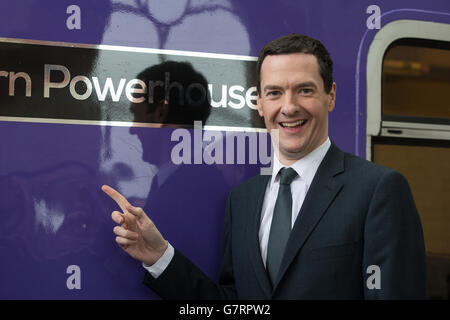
[280,119,307,128]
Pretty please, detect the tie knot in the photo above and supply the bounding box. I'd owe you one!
[279,167,298,185]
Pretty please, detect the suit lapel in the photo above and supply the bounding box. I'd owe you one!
[273,142,345,291]
[246,174,272,298]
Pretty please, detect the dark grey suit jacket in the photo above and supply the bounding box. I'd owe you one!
[143,142,426,299]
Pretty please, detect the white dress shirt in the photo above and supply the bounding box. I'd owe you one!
[259,137,331,267]
[144,137,331,277]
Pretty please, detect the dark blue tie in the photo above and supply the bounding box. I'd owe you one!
[266,167,298,285]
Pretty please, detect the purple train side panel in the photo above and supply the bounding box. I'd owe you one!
[0,0,449,299]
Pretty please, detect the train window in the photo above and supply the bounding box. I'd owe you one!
[382,39,450,124]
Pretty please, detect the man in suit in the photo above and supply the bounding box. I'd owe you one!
[102,34,426,299]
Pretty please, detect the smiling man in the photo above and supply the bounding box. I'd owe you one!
[256,49,336,164]
[103,34,426,299]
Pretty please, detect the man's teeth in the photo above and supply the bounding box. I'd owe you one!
[282,120,306,127]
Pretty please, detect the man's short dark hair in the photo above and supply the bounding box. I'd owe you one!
[256,33,334,94]
[137,61,211,125]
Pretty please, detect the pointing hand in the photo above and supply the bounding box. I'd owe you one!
[102,185,167,266]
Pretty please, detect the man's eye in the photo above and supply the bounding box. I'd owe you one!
[266,91,280,97]
[299,88,313,95]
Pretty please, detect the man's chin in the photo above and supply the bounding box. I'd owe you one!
[277,146,308,163]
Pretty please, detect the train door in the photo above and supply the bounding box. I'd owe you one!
[367,20,450,299]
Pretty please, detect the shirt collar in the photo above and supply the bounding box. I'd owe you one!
[270,137,331,187]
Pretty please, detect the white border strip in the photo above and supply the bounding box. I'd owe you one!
[0,116,153,128]
[0,37,258,62]
[0,116,268,133]
[203,125,267,133]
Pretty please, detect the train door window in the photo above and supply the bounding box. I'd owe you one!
[368,21,450,299]
[382,39,450,122]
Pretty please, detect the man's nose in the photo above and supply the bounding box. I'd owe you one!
[280,92,300,116]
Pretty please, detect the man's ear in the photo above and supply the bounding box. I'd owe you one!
[327,82,336,113]
[156,99,169,123]
[256,94,264,117]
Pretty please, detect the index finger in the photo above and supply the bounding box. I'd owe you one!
[102,185,131,213]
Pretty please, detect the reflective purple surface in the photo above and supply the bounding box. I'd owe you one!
[0,0,449,299]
